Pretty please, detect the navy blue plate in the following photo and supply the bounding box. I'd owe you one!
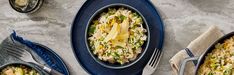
[12,32,70,75]
[71,0,164,75]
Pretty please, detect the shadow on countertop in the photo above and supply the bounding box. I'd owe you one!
[188,0,229,14]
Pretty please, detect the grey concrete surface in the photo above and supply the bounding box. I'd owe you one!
[0,0,234,75]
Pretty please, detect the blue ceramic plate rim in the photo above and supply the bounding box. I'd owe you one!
[32,42,70,75]
[84,3,151,69]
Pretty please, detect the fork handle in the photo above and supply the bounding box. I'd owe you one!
[50,68,64,75]
[179,57,199,75]
[39,64,64,75]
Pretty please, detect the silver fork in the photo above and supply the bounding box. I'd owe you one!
[142,48,163,75]
[2,43,64,75]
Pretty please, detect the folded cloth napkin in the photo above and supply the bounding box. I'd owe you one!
[169,25,224,75]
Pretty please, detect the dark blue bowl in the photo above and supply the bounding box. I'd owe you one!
[85,3,150,69]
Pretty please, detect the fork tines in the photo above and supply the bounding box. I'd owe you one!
[1,43,26,58]
[148,49,162,68]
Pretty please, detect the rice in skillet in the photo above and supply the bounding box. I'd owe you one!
[198,36,234,75]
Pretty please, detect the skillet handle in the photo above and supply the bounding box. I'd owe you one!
[179,57,199,75]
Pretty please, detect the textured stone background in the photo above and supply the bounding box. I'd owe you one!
[0,0,234,75]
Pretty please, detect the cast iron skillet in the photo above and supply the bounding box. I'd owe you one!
[0,62,44,75]
[85,3,150,69]
[179,32,234,75]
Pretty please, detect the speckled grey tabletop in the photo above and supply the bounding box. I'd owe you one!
[0,0,234,75]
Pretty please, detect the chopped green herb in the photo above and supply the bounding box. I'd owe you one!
[133,13,138,17]
[116,46,124,49]
[88,25,96,35]
[208,72,213,75]
[120,15,126,20]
